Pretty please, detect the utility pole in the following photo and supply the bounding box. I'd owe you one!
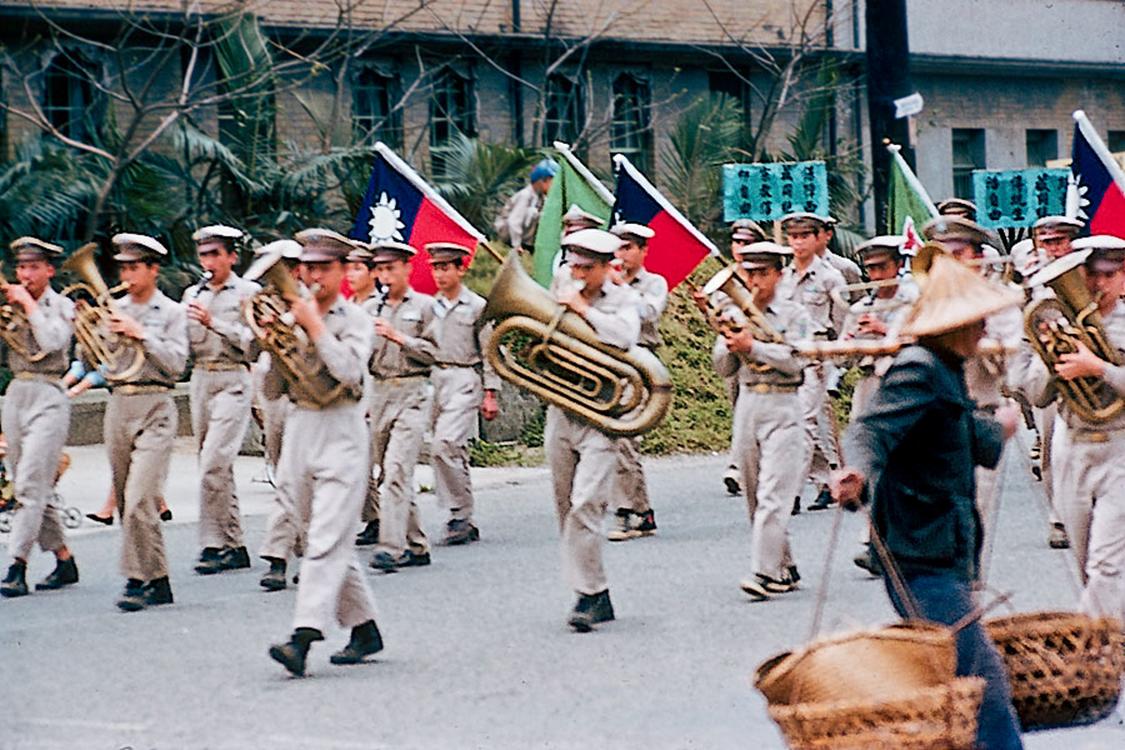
[866,0,917,228]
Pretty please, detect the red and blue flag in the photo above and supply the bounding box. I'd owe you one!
[350,143,485,294]
[611,155,718,290]
[1071,110,1125,239]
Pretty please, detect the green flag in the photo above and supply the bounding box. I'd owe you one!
[532,143,614,287]
[887,144,938,251]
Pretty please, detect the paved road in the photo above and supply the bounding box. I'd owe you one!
[2,432,1123,749]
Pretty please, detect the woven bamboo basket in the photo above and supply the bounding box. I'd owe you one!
[985,611,1124,729]
[767,677,985,750]
[755,622,957,706]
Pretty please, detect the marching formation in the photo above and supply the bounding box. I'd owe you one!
[0,150,1122,750]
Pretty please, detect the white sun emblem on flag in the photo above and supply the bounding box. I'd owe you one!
[368,192,406,243]
[1071,173,1091,222]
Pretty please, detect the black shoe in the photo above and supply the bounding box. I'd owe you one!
[329,620,384,665]
[86,512,114,526]
[369,549,430,572]
[195,546,251,575]
[634,510,657,536]
[791,496,802,516]
[443,519,480,546]
[160,508,173,522]
[260,558,288,591]
[787,565,801,586]
[226,546,251,570]
[567,590,615,633]
[116,578,147,611]
[144,576,174,606]
[1048,522,1070,550]
[269,627,324,677]
[853,544,883,577]
[355,521,381,547]
[35,558,79,591]
[723,470,740,495]
[807,488,835,512]
[1,561,29,598]
[194,547,222,574]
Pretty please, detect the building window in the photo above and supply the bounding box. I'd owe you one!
[1025,129,1057,167]
[1108,131,1125,155]
[611,73,651,173]
[707,70,751,127]
[352,66,400,147]
[543,74,584,146]
[951,128,985,199]
[429,67,475,178]
[41,52,100,142]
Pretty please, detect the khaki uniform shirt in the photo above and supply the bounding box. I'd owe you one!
[432,287,501,391]
[495,184,542,250]
[363,289,438,379]
[182,273,259,365]
[4,286,73,376]
[626,268,668,349]
[779,256,847,338]
[965,294,1023,408]
[822,251,863,302]
[842,280,919,376]
[553,279,641,351]
[712,296,812,388]
[263,295,372,404]
[111,290,189,386]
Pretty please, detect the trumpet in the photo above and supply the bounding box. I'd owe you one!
[0,262,48,363]
[60,243,146,382]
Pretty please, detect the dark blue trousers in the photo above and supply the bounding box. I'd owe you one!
[885,572,1024,750]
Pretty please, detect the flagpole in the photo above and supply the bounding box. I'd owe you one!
[552,141,616,205]
[1074,110,1125,193]
[886,142,939,217]
[611,154,720,256]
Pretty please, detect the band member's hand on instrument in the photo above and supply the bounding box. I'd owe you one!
[3,283,36,314]
[374,318,404,345]
[995,403,1020,441]
[830,467,865,510]
[558,290,589,316]
[481,389,499,421]
[1054,341,1106,381]
[724,328,755,354]
[856,314,888,337]
[289,297,326,341]
[689,287,710,315]
[186,300,213,328]
[109,312,146,340]
[608,259,626,285]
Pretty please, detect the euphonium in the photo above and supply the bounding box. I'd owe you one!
[60,242,146,382]
[1024,253,1124,424]
[242,250,350,408]
[699,262,785,344]
[0,262,48,363]
[478,251,672,438]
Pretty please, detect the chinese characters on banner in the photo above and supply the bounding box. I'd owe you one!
[971,168,1069,229]
[721,161,829,222]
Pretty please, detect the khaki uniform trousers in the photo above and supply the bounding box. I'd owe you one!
[190,368,252,549]
[613,437,651,514]
[259,397,308,561]
[430,366,481,522]
[546,406,618,595]
[798,365,839,490]
[724,375,740,476]
[733,390,807,580]
[1034,403,1061,525]
[3,379,69,560]
[106,392,177,581]
[369,378,431,556]
[277,400,378,634]
[1052,425,1125,624]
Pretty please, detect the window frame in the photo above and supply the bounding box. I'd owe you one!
[951,127,985,199]
[351,64,401,147]
[428,65,477,178]
[611,72,652,173]
[1025,128,1058,167]
[40,50,103,143]
[543,72,585,147]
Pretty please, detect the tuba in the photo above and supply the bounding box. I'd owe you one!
[1024,253,1125,424]
[478,251,672,438]
[242,251,349,408]
[60,243,146,382]
[0,262,48,363]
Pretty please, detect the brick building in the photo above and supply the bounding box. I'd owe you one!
[1,0,1123,230]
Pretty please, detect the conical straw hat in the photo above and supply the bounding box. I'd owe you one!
[900,253,1022,338]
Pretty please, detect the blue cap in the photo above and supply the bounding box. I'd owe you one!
[530,158,560,183]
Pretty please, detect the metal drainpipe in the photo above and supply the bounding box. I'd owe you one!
[510,0,524,146]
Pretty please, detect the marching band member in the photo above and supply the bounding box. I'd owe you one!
[606,222,667,542]
[185,225,260,575]
[778,212,847,513]
[363,241,439,572]
[922,216,1023,550]
[264,228,383,676]
[1025,236,1125,628]
[426,242,500,545]
[712,242,814,602]
[255,239,307,591]
[562,204,604,236]
[0,238,78,598]
[546,228,640,632]
[103,234,188,612]
[833,253,1025,750]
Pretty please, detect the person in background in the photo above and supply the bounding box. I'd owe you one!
[494,159,558,252]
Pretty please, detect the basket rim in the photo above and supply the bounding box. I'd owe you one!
[768,676,986,721]
[985,610,1124,634]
